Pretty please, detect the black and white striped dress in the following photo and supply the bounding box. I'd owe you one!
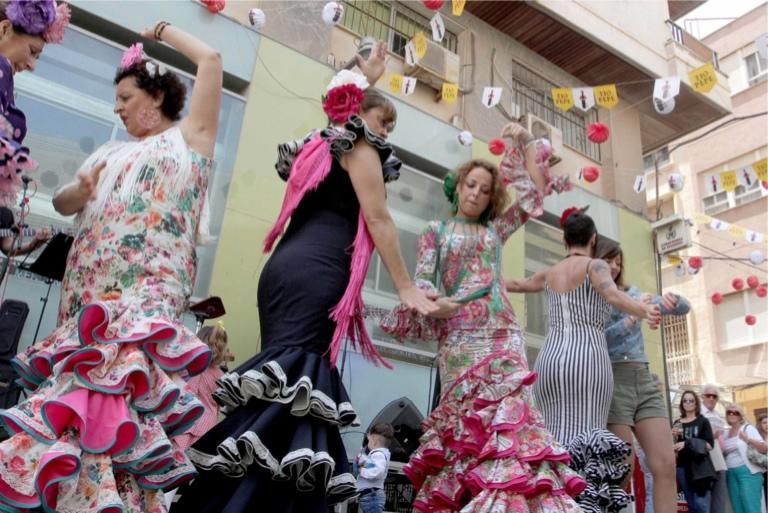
[533,273,612,445]
[533,270,634,513]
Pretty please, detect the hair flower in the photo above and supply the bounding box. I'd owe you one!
[42,2,71,44]
[559,205,589,228]
[322,71,369,124]
[121,43,145,70]
[6,0,56,36]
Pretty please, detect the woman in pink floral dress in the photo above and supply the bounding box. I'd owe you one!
[381,123,585,512]
[0,21,222,513]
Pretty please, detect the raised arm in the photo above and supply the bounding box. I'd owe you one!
[588,259,660,324]
[343,142,437,315]
[53,161,106,216]
[142,22,223,157]
[506,269,547,293]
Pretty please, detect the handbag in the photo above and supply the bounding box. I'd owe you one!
[742,425,768,470]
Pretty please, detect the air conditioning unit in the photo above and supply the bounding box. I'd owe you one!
[520,113,563,166]
[403,39,460,91]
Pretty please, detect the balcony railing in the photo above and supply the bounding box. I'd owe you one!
[667,20,720,69]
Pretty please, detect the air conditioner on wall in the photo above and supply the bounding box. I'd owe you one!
[520,113,563,166]
[403,39,460,91]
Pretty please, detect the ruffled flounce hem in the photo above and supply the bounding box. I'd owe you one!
[567,429,633,513]
[184,345,358,505]
[0,298,211,512]
[404,351,586,512]
[378,279,446,343]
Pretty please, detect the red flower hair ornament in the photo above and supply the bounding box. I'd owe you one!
[322,70,370,124]
[559,205,589,228]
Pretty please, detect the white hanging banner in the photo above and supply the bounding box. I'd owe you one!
[404,42,418,66]
[633,174,647,193]
[738,165,757,187]
[572,87,595,112]
[401,76,417,96]
[704,173,722,195]
[756,33,768,62]
[710,219,729,231]
[482,86,503,108]
[430,12,445,43]
[653,76,681,101]
[745,229,765,244]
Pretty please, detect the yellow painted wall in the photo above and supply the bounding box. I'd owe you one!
[208,39,331,365]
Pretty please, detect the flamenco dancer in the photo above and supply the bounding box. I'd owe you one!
[508,209,661,513]
[173,42,437,513]
[0,21,222,512]
[380,123,585,512]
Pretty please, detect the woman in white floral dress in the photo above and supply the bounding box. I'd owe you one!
[0,22,222,513]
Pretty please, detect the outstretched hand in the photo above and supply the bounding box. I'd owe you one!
[398,284,439,316]
[76,161,106,202]
[501,122,532,143]
[356,40,388,86]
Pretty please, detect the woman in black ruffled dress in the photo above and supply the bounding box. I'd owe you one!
[173,43,437,513]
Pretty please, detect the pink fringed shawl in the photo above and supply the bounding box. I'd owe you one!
[264,134,391,368]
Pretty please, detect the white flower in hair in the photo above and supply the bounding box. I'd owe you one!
[157,64,168,76]
[326,70,369,93]
[145,61,157,75]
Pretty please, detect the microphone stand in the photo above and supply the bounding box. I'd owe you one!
[0,178,30,288]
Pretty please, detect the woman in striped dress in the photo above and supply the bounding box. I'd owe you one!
[507,209,660,513]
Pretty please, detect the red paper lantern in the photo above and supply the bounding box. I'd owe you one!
[747,275,760,289]
[422,0,445,9]
[488,138,506,156]
[711,292,723,305]
[688,256,703,270]
[745,314,757,326]
[763,180,768,189]
[732,277,744,290]
[756,286,767,298]
[586,122,610,144]
[581,166,600,183]
[202,0,225,13]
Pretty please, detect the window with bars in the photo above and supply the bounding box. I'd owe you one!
[340,1,458,58]
[664,314,693,386]
[745,51,768,87]
[508,62,601,162]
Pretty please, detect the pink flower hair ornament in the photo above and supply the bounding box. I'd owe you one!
[121,43,145,70]
[43,2,71,44]
[6,0,70,43]
[322,70,369,124]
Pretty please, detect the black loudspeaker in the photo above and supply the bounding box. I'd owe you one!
[0,299,29,409]
[364,397,424,463]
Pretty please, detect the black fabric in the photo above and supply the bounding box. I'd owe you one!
[0,300,28,360]
[0,207,14,230]
[174,163,362,513]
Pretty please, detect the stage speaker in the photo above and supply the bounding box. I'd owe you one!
[364,397,424,463]
[0,299,30,409]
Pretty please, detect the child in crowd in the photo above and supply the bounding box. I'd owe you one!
[356,423,394,513]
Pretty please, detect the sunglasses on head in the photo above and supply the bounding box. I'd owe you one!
[703,393,718,399]
[726,410,741,416]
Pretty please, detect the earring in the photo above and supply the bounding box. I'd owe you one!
[137,107,161,131]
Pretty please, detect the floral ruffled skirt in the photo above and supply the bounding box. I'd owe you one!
[0,299,211,513]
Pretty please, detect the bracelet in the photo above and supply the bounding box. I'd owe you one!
[155,21,171,41]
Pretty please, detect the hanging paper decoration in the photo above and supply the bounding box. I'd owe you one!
[482,86,502,108]
[692,212,768,247]
[750,250,765,265]
[402,76,417,96]
[423,0,445,9]
[732,277,744,290]
[388,74,404,94]
[580,166,600,183]
[572,87,595,112]
[668,173,685,192]
[442,82,458,103]
[653,76,681,102]
[633,174,647,193]
[594,84,619,109]
[452,0,466,16]
[711,292,723,305]
[586,122,609,144]
[202,0,225,13]
[753,158,768,181]
[413,32,428,59]
[404,41,418,66]
[710,219,728,231]
[430,12,445,42]
[688,256,703,270]
[747,275,760,289]
[551,88,574,112]
[720,170,738,192]
[689,63,717,93]
[321,2,345,25]
[745,314,757,326]
[248,8,266,29]
[738,166,757,187]
[675,263,686,277]
[488,138,506,155]
[756,286,767,298]
[457,130,473,146]
[704,173,721,195]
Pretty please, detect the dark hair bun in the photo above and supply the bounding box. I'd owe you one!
[114,61,187,121]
